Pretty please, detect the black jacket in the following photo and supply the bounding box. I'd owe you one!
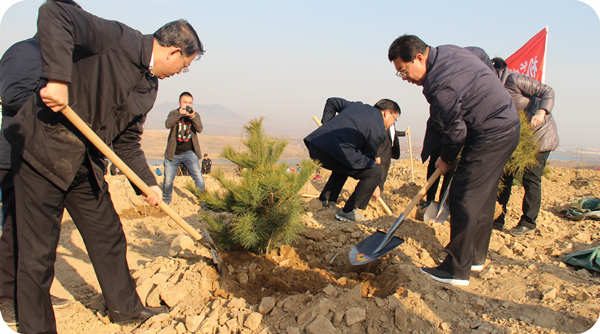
[6,1,158,191]
[421,45,496,163]
[305,98,386,170]
[0,38,41,170]
[423,45,519,163]
[319,97,400,187]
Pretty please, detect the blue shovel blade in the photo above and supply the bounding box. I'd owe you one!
[349,231,404,265]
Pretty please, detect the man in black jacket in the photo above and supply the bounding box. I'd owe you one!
[388,35,519,286]
[321,97,402,199]
[3,1,204,332]
[304,98,400,223]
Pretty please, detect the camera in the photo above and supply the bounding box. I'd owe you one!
[185,106,193,114]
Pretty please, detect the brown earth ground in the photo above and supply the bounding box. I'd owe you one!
[2,160,600,334]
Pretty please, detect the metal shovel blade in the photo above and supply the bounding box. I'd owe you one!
[200,227,223,272]
[423,201,449,223]
[348,231,404,265]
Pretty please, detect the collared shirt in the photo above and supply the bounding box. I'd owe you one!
[148,53,155,77]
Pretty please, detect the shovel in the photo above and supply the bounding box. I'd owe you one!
[349,168,442,265]
[423,175,453,223]
[61,106,223,272]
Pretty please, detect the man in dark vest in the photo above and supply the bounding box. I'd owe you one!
[3,1,204,332]
[388,35,519,286]
[304,97,400,223]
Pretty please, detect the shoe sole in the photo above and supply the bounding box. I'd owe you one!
[335,213,354,222]
[471,265,484,272]
[511,230,535,237]
[420,268,469,286]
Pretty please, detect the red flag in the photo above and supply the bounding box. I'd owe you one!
[506,27,548,83]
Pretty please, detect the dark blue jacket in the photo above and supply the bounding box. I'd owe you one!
[0,38,41,170]
[421,46,494,163]
[423,45,519,162]
[304,98,386,170]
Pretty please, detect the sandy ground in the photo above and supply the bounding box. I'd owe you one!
[2,160,599,333]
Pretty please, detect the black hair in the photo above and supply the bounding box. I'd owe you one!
[179,91,193,100]
[154,20,205,58]
[492,57,507,71]
[388,35,429,62]
[374,99,401,114]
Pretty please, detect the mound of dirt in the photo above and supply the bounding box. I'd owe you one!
[8,160,599,333]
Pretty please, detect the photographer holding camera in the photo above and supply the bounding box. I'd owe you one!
[163,91,206,204]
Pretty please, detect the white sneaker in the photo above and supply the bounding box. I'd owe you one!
[420,267,469,286]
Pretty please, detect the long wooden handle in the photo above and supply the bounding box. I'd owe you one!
[406,126,415,183]
[403,168,442,216]
[373,167,442,254]
[377,197,393,215]
[61,106,204,241]
[312,116,322,126]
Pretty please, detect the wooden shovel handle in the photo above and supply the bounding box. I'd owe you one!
[402,168,442,217]
[377,197,393,215]
[61,106,204,241]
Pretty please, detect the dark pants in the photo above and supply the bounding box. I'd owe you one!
[0,169,16,303]
[425,151,453,203]
[309,146,381,212]
[14,161,143,334]
[440,128,519,279]
[497,151,550,228]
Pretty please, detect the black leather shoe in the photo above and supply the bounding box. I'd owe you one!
[51,295,72,309]
[109,307,164,325]
[510,224,535,236]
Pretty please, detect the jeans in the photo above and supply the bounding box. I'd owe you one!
[163,150,206,204]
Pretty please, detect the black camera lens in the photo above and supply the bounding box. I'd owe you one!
[185,106,193,113]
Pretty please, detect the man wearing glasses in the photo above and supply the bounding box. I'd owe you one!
[3,1,203,332]
[388,35,519,286]
[304,97,400,223]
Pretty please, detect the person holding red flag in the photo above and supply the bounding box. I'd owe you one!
[491,57,559,236]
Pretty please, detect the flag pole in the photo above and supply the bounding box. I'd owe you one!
[542,26,548,83]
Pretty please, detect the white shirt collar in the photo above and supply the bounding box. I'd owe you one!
[149,53,155,75]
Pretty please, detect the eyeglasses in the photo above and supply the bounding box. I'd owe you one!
[395,69,408,79]
[180,51,190,73]
[394,60,412,79]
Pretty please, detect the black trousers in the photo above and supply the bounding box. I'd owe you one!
[0,169,16,302]
[497,151,550,228]
[440,128,519,279]
[425,151,453,203]
[14,161,143,334]
[309,146,381,212]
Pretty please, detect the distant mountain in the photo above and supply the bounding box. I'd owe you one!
[145,103,251,136]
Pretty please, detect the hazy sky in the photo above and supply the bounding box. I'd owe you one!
[1,0,599,149]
